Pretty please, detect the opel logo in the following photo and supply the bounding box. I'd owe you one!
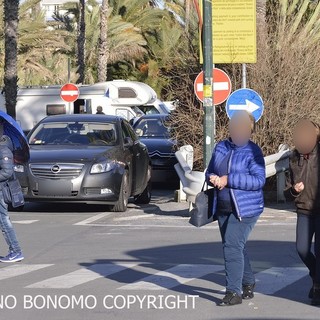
[51,164,61,173]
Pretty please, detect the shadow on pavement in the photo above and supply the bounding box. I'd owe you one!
[79,240,312,306]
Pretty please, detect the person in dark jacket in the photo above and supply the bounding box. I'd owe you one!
[206,111,266,306]
[284,119,320,305]
[0,132,24,263]
[96,106,105,114]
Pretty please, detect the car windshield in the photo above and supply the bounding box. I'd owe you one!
[134,118,170,138]
[29,122,117,146]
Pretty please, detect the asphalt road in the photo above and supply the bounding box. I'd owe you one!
[0,190,318,320]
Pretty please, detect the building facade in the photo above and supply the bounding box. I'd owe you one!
[40,0,79,21]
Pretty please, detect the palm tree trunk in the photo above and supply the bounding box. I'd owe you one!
[185,0,191,33]
[257,0,267,50]
[97,0,109,82]
[257,0,266,29]
[4,0,19,119]
[76,0,86,84]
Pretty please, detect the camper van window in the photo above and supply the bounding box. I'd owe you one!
[118,87,137,99]
[46,104,66,116]
[116,108,135,121]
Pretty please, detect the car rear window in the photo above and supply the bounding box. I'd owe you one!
[29,122,117,146]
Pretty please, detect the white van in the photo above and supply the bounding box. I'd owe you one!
[0,80,160,132]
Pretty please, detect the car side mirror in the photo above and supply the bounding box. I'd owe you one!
[124,137,133,147]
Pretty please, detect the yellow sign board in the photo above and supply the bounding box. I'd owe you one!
[199,0,257,64]
[213,0,256,63]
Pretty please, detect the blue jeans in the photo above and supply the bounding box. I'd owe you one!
[217,212,259,295]
[296,213,320,283]
[0,196,21,254]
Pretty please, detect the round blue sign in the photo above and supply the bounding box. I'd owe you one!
[225,89,264,122]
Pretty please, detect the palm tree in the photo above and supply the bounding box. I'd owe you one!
[0,0,72,86]
[17,0,72,85]
[109,0,168,33]
[77,0,86,84]
[97,0,109,82]
[57,1,148,83]
[3,0,19,119]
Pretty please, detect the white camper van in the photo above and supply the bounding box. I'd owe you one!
[0,80,160,132]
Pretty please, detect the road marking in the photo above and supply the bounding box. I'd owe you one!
[114,215,187,222]
[73,209,296,228]
[0,264,53,280]
[74,222,296,229]
[12,220,39,224]
[114,214,157,221]
[74,212,113,226]
[256,267,308,295]
[119,264,224,291]
[26,263,138,289]
[0,263,306,294]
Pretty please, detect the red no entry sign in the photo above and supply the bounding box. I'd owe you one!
[194,68,232,105]
[60,83,80,103]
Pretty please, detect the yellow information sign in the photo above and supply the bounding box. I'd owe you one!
[199,0,257,64]
[213,0,256,63]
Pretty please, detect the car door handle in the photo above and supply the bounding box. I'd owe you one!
[136,153,140,157]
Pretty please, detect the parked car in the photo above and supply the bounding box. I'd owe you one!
[15,114,151,212]
[133,114,179,187]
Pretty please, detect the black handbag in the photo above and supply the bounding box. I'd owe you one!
[2,173,25,208]
[189,182,216,227]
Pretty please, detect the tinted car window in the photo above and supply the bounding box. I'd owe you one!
[29,122,117,146]
[134,119,170,138]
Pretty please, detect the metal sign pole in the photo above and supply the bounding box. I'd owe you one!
[68,58,71,115]
[202,0,214,168]
[242,63,247,88]
[68,57,71,83]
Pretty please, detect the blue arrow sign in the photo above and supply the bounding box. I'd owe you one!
[225,88,264,122]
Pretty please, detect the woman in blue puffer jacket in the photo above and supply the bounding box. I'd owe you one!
[206,111,266,306]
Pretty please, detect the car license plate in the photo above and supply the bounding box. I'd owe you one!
[38,180,72,196]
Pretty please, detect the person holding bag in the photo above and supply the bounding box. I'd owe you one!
[0,131,24,263]
[206,111,265,306]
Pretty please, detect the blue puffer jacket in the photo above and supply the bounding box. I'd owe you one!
[206,139,266,219]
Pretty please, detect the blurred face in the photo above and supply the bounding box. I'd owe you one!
[293,120,318,154]
[229,112,252,146]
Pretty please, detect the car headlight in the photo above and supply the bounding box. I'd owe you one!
[90,161,115,174]
[14,165,24,173]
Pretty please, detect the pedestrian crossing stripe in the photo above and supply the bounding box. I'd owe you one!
[26,263,138,289]
[0,264,53,281]
[0,263,309,294]
[119,264,224,291]
[255,267,307,295]
[12,220,39,225]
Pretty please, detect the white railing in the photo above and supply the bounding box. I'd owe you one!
[175,144,292,207]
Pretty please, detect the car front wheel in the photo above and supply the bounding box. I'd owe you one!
[111,170,131,212]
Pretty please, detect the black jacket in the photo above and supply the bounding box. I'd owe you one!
[0,136,14,184]
[284,144,320,214]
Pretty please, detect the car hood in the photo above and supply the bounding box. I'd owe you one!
[139,138,176,155]
[29,145,119,163]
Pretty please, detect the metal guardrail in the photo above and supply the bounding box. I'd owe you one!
[175,144,292,206]
[265,144,291,179]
